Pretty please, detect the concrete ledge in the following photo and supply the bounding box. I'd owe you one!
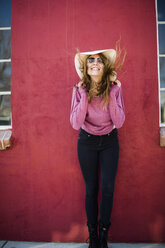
[1,242,165,248]
[0,241,7,248]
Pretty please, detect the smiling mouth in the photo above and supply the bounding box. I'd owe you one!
[91,67,100,71]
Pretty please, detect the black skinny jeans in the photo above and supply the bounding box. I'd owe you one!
[77,128,119,228]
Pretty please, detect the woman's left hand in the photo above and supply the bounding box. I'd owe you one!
[110,80,121,96]
[114,80,121,87]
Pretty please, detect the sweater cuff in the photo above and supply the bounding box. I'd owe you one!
[79,86,87,95]
[110,85,120,96]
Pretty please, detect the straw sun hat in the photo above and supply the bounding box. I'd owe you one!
[74,49,117,82]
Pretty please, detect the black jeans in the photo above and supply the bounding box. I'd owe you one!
[77,128,119,227]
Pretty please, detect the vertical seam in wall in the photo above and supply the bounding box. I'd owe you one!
[65,0,70,84]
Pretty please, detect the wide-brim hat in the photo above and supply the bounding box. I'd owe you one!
[74,49,117,81]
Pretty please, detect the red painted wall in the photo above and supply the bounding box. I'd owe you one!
[0,0,165,243]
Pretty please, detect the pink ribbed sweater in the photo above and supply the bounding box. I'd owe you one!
[70,84,125,135]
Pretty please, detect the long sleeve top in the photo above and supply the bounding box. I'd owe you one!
[70,83,125,135]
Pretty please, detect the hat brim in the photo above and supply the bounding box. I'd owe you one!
[74,49,116,80]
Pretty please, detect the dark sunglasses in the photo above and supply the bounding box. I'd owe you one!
[87,57,104,64]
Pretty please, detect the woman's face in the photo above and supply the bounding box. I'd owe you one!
[87,54,104,78]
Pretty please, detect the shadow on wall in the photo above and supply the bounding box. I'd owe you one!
[148,162,165,243]
[149,213,165,242]
[51,222,87,242]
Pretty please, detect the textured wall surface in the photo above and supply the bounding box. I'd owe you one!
[0,0,165,243]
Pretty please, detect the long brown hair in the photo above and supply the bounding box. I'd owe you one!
[78,41,126,109]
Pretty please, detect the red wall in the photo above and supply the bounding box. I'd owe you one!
[0,0,165,243]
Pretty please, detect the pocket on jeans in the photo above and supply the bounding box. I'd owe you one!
[79,129,91,139]
[109,128,118,138]
[78,129,96,144]
[112,129,119,147]
[105,128,118,146]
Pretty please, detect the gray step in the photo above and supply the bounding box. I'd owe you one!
[1,242,165,248]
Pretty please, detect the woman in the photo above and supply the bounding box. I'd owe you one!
[70,48,125,248]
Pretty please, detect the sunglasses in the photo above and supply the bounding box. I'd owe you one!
[87,57,104,64]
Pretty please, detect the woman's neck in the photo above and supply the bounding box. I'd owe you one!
[90,75,102,85]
